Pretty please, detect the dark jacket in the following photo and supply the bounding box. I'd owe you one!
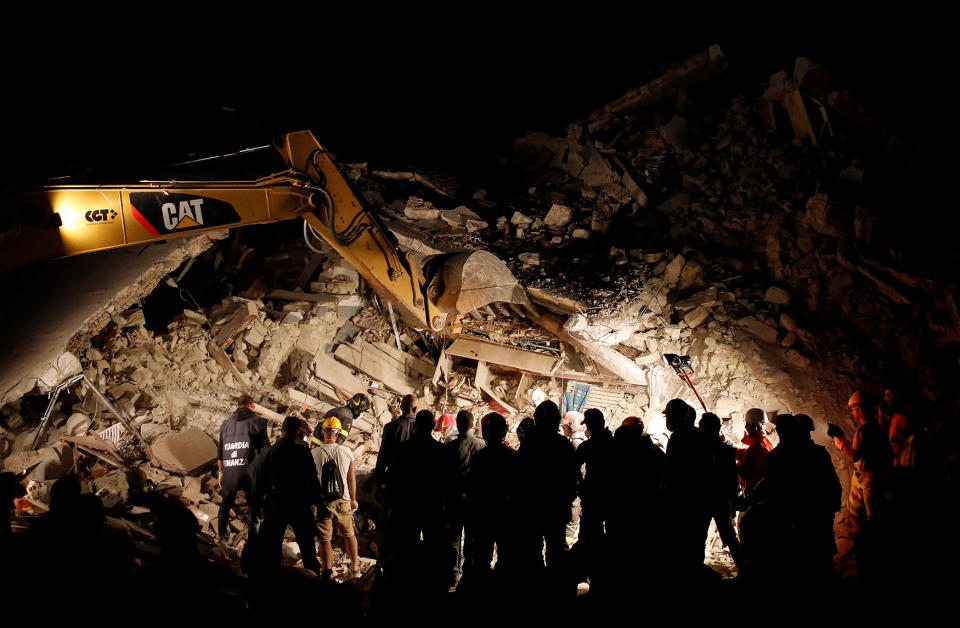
[250,436,320,512]
[576,427,615,505]
[707,435,739,505]
[375,413,416,479]
[764,440,842,516]
[517,429,580,522]
[446,432,486,480]
[386,433,452,513]
[324,405,358,445]
[218,408,269,479]
[663,426,715,510]
[467,442,517,520]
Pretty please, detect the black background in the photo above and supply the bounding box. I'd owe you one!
[0,16,948,186]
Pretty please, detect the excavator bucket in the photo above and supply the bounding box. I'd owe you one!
[427,250,528,314]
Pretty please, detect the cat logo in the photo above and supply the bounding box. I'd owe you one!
[129,192,241,236]
[84,208,118,223]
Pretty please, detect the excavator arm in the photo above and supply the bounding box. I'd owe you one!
[0,131,526,330]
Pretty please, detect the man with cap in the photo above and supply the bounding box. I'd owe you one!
[312,416,360,578]
[834,391,892,525]
[250,416,322,574]
[217,394,269,541]
[323,393,371,446]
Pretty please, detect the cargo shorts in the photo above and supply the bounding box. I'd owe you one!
[317,498,356,542]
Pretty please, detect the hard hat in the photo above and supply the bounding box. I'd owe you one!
[349,393,371,414]
[435,413,455,432]
[321,417,342,431]
[745,408,767,426]
[562,411,584,431]
[847,391,865,408]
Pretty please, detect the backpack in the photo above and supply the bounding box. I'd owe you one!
[319,453,344,502]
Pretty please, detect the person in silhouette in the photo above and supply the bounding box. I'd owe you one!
[662,398,714,577]
[385,409,454,591]
[445,409,485,585]
[698,412,742,568]
[464,412,518,577]
[516,400,580,581]
[375,393,418,494]
[575,409,615,549]
[250,416,322,574]
[762,413,841,583]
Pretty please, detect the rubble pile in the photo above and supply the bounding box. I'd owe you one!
[346,46,953,452]
[0,45,949,579]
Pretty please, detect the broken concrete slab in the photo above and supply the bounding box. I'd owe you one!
[543,204,573,227]
[737,316,779,344]
[334,340,420,395]
[150,427,218,475]
[764,286,791,305]
[683,306,711,329]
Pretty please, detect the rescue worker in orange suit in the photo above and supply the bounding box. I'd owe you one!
[736,408,774,494]
[834,391,893,524]
[879,387,909,464]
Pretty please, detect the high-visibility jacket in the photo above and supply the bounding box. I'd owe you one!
[736,432,774,489]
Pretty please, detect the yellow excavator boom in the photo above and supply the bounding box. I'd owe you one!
[0,131,526,330]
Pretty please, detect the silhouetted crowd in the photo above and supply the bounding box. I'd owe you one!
[2,387,958,621]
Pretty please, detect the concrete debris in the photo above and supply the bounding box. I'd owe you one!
[150,427,218,475]
[543,204,573,227]
[764,286,791,305]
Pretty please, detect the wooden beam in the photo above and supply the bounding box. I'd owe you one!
[206,340,249,389]
[446,337,559,375]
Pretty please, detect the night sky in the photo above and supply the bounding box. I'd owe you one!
[1,20,945,185]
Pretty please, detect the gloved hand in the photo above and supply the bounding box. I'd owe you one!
[350,499,359,512]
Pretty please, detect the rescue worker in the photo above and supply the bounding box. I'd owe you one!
[250,416,322,574]
[736,408,774,494]
[698,412,742,568]
[323,393,370,445]
[834,391,893,524]
[216,394,269,540]
[879,387,909,464]
[312,417,360,578]
[434,413,458,443]
[444,410,485,585]
[562,411,586,449]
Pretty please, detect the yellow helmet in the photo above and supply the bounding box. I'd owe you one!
[322,417,343,431]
